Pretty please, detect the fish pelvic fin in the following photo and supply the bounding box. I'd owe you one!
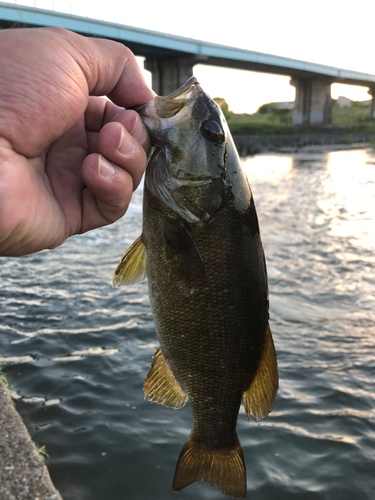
[243,324,279,422]
[143,348,187,409]
[173,434,246,499]
[112,235,147,287]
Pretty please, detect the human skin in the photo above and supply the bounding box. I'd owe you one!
[0,27,154,257]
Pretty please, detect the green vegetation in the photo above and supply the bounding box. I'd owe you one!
[36,444,49,461]
[0,357,8,387]
[331,101,375,131]
[214,98,375,135]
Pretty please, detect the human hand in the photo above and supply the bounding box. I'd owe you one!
[0,27,154,257]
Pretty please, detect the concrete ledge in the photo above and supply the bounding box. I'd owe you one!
[0,378,63,500]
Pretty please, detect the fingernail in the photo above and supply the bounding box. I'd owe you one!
[98,155,117,179]
[117,127,136,156]
[130,114,148,146]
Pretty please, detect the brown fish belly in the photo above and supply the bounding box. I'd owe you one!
[142,182,273,498]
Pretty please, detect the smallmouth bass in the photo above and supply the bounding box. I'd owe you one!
[113,77,278,498]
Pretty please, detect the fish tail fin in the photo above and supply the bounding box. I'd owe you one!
[172,434,246,499]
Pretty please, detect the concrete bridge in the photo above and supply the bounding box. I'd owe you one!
[1,1,375,125]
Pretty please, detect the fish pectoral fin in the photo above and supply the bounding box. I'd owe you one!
[143,348,187,409]
[112,235,147,287]
[173,433,246,498]
[243,324,279,422]
[163,224,205,280]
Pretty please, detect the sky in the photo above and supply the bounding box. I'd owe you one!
[8,0,375,113]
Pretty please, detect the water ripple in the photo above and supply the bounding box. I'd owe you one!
[1,148,375,500]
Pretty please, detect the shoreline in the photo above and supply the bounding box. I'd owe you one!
[233,131,375,156]
[0,377,63,500]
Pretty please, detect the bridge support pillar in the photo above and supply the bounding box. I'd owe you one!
[290,78,332,125]
[368,87,375,118]
[144,56,201,95]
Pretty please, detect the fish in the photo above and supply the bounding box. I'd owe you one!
[112,76,278,498]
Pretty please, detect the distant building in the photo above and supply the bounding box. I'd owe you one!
[336,96,371,107]
[275,102,294,110]
[257,101,294,114]
[336,96,352,107]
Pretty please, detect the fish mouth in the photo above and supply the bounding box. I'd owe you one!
[164,76,201,99]
[133,77,202,119]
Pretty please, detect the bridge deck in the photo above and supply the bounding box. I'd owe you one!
[1,2,375,87]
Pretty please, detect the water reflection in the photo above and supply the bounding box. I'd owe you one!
[243,154,293,182]
[1,147,375,500]
[260,421,356,445]
[320,150,375,248]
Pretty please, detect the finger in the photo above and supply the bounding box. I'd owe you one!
[87,108,151,157]
[86,112,150,164]
[95,121,148,189]
[85,97,124,132]
[110,110,151,154]
[80,154,134,233]
[63,29,155,106]
[0,28,154,158]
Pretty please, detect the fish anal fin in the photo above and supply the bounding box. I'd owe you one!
[112,235,147,287]
[243,324,279,422]
[173,434,246,499]
[143,348,187,409]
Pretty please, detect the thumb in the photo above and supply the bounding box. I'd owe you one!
[58,28,154,107]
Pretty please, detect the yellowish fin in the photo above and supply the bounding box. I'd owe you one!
[144,349,187,409]
[243,324,278,422]
[112,235,147,287]
[173,434,246,499]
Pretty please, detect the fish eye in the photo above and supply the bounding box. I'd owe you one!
[200,120,224,144]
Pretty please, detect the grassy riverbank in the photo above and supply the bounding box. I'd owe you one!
[217,99,375,136]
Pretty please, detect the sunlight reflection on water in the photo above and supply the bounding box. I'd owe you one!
[320,150,375,248]
[243,154,293,182]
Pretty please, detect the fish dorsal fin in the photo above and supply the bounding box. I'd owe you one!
[163,224,205,280]
[144,348,187,409]
[112,235,147,287]
[243,324,279,422]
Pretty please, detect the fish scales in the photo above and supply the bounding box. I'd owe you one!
[113,77,278,498]
[144,183,267,446]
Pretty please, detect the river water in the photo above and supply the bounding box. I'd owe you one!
[1,147,375,500]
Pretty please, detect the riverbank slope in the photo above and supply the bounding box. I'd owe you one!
[0,377,62,500]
